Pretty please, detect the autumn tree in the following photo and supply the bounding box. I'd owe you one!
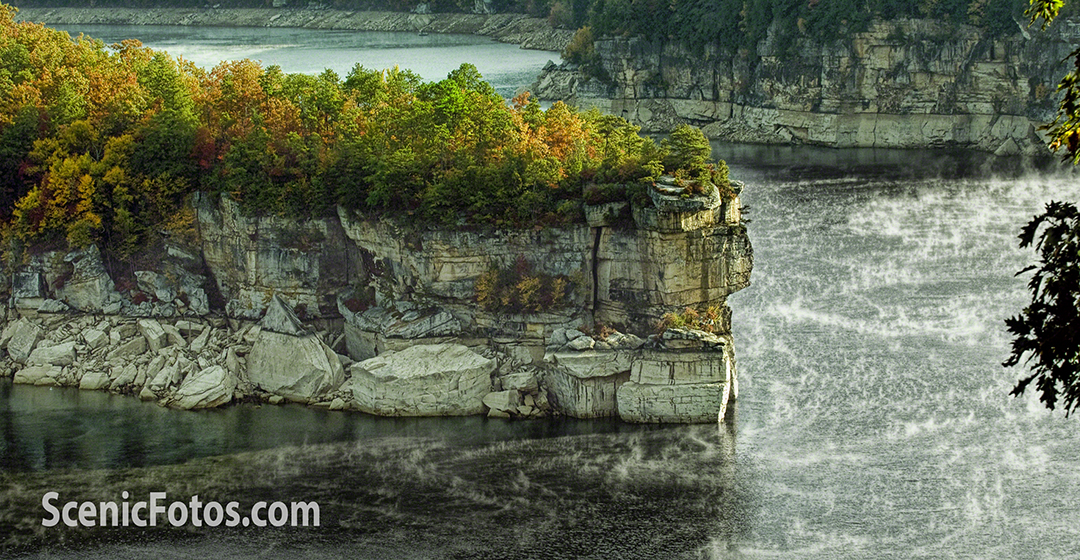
[0,5,736,261]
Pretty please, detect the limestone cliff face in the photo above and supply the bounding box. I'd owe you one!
[15,8,573,52]
[534,18,1080,154]
[1,186,751,423]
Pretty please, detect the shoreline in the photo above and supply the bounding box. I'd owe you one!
[13,6,573,52]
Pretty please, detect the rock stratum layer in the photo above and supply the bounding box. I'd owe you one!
[14,7,573,52]
[534,18,1080,154]
[0,185,751,423]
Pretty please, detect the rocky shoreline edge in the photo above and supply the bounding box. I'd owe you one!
[14,6,573,52]
[1,293,737,423]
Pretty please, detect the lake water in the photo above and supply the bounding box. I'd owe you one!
[4,25,1080,559]
[50,24,558,98]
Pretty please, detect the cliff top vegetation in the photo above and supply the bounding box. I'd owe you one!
[0,4,731,265]
[559,0,1080,68]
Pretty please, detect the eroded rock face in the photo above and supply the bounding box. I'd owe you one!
[534,19,1080,154]
[59,246,119,312]
[617,329,737,423]
[545,367,628,418]
[348,343,494,416]
[195,193,353,319]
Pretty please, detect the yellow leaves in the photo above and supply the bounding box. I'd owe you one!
[11,153,100,245]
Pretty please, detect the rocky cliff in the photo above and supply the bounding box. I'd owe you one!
[15,7,573,52]
[533,18,1080,154]
[0,184,751,423]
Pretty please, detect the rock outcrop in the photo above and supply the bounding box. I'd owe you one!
[0,174,751,423]
[534,18,1080,154]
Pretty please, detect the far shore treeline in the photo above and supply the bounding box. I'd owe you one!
[0,5,730,264]
[14,0,1076,51]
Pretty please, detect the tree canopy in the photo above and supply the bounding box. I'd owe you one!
[0,4,730,264]
[1004,0,1080,414]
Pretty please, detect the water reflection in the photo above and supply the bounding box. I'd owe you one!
[0,379,649,473]
[2,417,743,558]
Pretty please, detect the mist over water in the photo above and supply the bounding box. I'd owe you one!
[723,149,1080,559]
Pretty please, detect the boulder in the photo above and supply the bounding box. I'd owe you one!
[37,299,71,314]
[189,327,211,354]
[14,365,62,385]
[148,363,180,392]
[246,330,344,402]
[549,350,634,379]
[80,369,112,390]
[161,323,186,347]
[383,309,463,339]
[107,336,147,361]
[348,343,494,416]
[483,390,521,418]
[113,323,139,339]
[344,321,380,361]
[109,363,139,391]
[27,341,77,367]
[138,319,169,353]
[549,327,569,347]
[0,320,20,349]
[143,355,168,387]
[171,365,236,409]
[83,329,108,349]
[616,381,726,423]
[6,319,44,364]
[174,320,203,337]
[567,336,595,351]
[260,294,306,335]
[501,369,539,393]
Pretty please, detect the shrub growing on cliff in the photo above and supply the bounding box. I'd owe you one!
[656,305,724,335]
[561,26,605,80]
[659,124,731,195]
[475,255,573,313]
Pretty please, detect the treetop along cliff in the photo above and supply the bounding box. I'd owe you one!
[0,5,733,261]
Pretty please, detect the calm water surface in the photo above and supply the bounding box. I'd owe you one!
[50,24,557,97]
[2,26,1080,559]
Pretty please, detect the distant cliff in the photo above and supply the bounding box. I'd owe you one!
[14,7,573,51]
[534,18,1080,154]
